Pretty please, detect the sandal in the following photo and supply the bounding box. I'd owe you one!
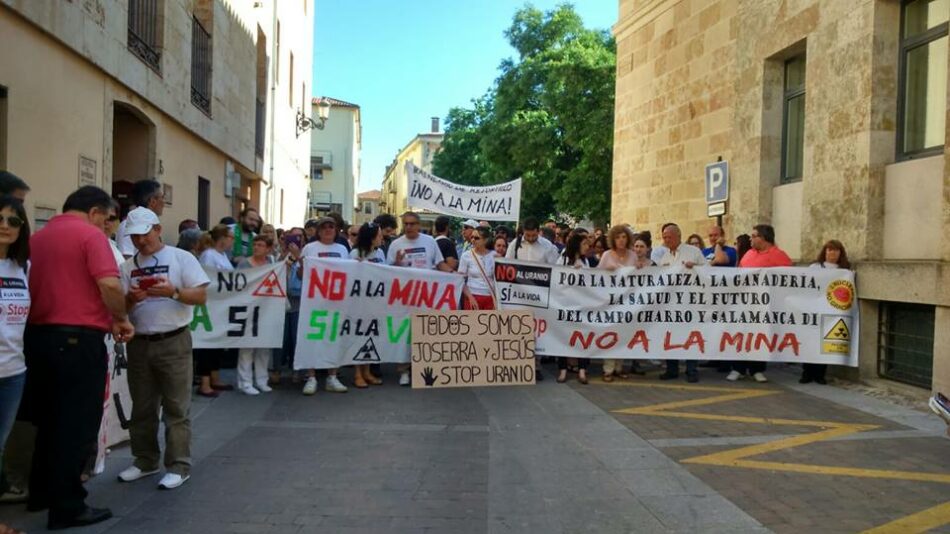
[578,371,588,385]
[557,370,568,383]
[602,374,614,383]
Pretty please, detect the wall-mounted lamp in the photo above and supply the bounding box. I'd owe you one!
[296,97,331,138]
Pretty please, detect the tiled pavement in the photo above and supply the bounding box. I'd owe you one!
[1,363,947,533]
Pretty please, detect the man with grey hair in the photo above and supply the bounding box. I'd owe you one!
[655,223,706,382]
[115,180,165,258]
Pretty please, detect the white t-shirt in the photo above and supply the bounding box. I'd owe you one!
[458,250,496,296]
[121,245,211,335]
[655,244,706,267]
[109,239,125,268]
[349,247,386,263]
[199,248,234,271]
[506,236,560,264]
[810,262,840,269]
[386,234,445,269]
[115,218,135,257]
[301,240,350,260]
[0,259,29,378]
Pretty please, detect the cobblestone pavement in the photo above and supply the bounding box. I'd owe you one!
[570,363,950,534]
[1,363,947,533]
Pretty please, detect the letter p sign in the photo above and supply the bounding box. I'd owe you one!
[705,161,729,203]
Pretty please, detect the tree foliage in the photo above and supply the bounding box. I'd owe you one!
[432,4,615,224]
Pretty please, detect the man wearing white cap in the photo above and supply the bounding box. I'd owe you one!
[116,207,209,490]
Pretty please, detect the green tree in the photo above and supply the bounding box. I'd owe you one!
[432,3,615,224]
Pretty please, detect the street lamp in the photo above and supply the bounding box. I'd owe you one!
[296,97,331,138]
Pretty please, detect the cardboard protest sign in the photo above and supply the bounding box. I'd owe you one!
[190,263,287,348]
[294,257,463,369]
[405,161,521,221]
[495,259,859,366]
[411,310,536,388]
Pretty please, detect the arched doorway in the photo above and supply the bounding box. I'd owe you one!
[111,102,155,217]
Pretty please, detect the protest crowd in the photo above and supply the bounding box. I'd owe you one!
[0,173,947,533]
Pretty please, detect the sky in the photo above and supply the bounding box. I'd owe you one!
[312,1,617,193]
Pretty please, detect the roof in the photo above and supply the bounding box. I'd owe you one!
[358,190,381,200]
[312,96,359,109]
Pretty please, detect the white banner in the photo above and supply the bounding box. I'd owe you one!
[494,259,859,366]
[405,161,521,221]
[190,263,287,348]
[294,258,463,369]
[94,335,132,474]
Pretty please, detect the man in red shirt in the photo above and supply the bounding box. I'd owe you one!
[25,186,134,530]
[731,224,793,383]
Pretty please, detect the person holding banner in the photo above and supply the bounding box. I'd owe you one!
[598,225,640,382]
[348,223,386,388]
[195,225,235,397]
[801,240,851,385]
[299,217,351,395]
[387,212,452,386]
[234,236,276,395]
[118,207,209,491]
[730,224,793,383]
[557,233,590,384]
[458,226,496,310]
[656,223,706,383]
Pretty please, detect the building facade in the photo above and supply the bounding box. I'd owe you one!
[380,119,443,228]
[353,189,381,227]
[309,97,360,221]
[0,0,313,244]
[612,0,949,393]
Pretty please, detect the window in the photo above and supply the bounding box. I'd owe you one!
[781,54,806,183]
[363,202,372,214]
[191,15,212,115]
[128,0,163,72]
[878,302,935,388]
[198,177,210,230]
[898,0,949,158]
[289,52,294,107]
[0,86,7,169]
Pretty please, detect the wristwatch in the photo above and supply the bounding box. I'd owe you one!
[171,288,181,301]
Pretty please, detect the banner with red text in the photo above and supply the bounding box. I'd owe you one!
[294,257,464,369]
[494,259,859,366]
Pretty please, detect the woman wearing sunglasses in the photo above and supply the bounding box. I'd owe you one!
[0,197,30,523]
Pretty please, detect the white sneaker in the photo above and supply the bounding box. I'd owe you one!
[302,377,317,395]
[255,382,273,393]
[753,372,768,383]
[326,375,348,393]
[117,465,160,482]
[726,370,741,381]
[399,372,411,387]
[157,473,190,490]
[239,385,260,395]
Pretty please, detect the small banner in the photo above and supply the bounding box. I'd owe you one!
[494,259,859,366]
[93,335,132,474]
[411,310,536,388]
[405,161,521,221]
[294,258,463,369]
[190,263,287,348]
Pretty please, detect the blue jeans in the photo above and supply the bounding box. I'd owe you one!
[0,371,26,493]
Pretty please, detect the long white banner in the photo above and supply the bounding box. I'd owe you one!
[294,258,463,369]
[190,263,287,348]
[494,259,859,366]
[405,161,521,221]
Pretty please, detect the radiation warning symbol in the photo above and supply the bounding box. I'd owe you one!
[252,271,286,298]
[353,337,381,362]
[821,316,851,354]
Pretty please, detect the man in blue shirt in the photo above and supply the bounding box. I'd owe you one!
[702,225,737,267]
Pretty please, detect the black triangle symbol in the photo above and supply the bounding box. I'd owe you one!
[352,337,381,362]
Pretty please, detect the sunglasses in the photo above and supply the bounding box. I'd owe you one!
[348,232,358,237]
[0,215,24,228]
[107,215,120,222]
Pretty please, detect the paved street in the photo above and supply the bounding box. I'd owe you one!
[2,364,948,533]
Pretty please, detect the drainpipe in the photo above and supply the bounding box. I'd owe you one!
[265,0,277,221]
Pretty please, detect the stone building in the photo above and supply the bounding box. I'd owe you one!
[309,97,360,221]
[0,0,314,243]
[353,189,381,227]
[612,0,949,393]
[380,118,443,230]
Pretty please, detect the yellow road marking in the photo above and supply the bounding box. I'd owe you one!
[861,501,950,533]
[604,381,950,530]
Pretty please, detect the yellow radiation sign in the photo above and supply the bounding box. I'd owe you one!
[821,317,851,354]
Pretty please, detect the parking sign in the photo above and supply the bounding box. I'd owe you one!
[705,161,729,203]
